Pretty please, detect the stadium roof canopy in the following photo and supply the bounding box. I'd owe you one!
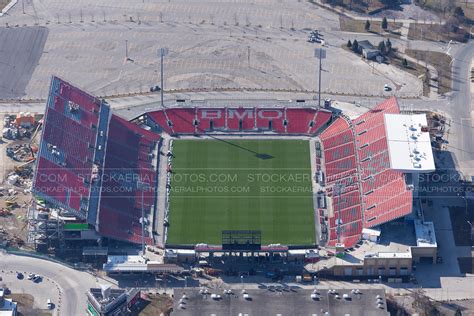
[384,114,435,172]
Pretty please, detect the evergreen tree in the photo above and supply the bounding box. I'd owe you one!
[386,38,392,53]
[378,40,386,55]
[365,20,371,31]
[347,40,352,48]
[402,58,408,68]
[352,39,359,52]
[382,17,388,30]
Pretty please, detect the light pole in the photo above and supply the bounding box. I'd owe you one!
[125,40,129,61]
[158,48,169,109]
[314,48,326,107]
[138,181,150,257]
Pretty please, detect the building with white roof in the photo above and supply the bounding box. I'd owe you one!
[0,289,17,316]
[384,113,435,173]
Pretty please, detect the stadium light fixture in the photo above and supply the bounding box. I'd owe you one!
[314,48,326,107]
[137,181,150,256]
[158,48,169,109]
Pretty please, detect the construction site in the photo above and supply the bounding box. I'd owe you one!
[0,112,42,250]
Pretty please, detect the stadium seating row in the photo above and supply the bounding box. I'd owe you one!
[147,107,332,135]
[318,97,413,248]
[96,115,161,245]
[33,77,107,218]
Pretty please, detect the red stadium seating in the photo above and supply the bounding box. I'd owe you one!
[33,77,106,218]
[226,108,255,131]
[319,97,412,248]
[196,108,225,131]
[149,107,331,135]
[165,108,196,133]
[286,108,315,133]
[96,115,160,244]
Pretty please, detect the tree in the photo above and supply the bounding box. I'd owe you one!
[352,39,359,53]
[454,6,465,18]
[403,58,408,68]
[365,20,371,31]
[455,308,463,316]
[382,17,388,30]
[385,38,392,53]
[378,40,386,55]
[347,40,352,48]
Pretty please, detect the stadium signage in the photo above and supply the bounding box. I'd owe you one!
[200,109,283,120]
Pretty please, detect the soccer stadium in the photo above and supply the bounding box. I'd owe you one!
[31,76,434,258]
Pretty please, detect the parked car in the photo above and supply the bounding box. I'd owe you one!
[47,298,53,309]
[16,272,23,280]
[27,273,35,280]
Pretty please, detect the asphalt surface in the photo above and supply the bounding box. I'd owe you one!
[0,251,106,316]
[449,42,474,163]
[0,26,48,99]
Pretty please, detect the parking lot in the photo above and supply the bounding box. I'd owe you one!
[0,0,422,100]
[0,251,112,315]
[0,269,60,315]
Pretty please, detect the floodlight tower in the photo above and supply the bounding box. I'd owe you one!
[137,181,150,257]
[314,48,326,107]
[158,47,168,108]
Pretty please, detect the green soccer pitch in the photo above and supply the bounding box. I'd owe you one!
[166,139,315,246]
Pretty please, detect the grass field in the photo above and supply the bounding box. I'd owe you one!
[166,139,315,246]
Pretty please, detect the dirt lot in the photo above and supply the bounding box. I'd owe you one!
[0,0,9,10]
[405,49,452,94]
[408,23,468,42]
[390,53,430,97]
[130,293,173,316]
[1,293,52,316]
[339,16,403,36]
[320,0,385,14]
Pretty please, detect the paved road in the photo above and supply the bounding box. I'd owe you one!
[0,252,106,316]
[449,43,474,163]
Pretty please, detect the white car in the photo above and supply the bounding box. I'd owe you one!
[27,273,35,280]
[47,298,53,309]
[384,84,390,91]
[210,294,221,300]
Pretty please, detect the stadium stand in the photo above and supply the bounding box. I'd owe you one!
[226,108,256,131]
[34,77,412,249]
[97,115,161,244]
[318,97,412,248]
[33,77,108,220]
[147,107,331,135]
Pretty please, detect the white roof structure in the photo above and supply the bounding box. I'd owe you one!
[384,114,435,173]
[414,220,437,248]
[362,228,381,237]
